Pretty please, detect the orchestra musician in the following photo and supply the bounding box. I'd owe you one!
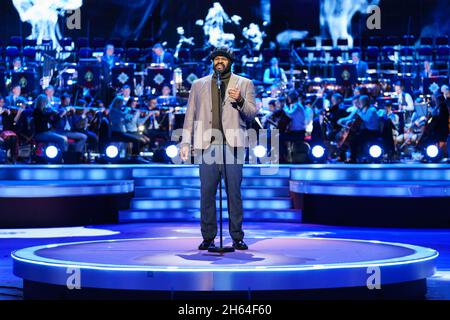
[124,97,151,149]
[44,85,61,107]
[33,94,70,153]
[283,90,313,142]
[151,43,174,67]
[0,96,19,162]
[109,95,143,157]
[11,58,24,73]
[263,57,287,85]
[50,93,88,156]
[351,52,368,78]
[5,85,24,107]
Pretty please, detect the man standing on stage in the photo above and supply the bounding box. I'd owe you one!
[180,47,257,251]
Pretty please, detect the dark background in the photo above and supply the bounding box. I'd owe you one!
[0,0,448,47]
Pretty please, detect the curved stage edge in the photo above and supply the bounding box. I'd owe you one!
[12,237,438,300]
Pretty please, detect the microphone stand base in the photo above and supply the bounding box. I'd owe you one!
[208,246,235,253]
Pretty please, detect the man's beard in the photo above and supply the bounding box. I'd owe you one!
[214,62,231,74]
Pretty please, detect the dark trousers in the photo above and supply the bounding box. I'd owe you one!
[196,145,245,242]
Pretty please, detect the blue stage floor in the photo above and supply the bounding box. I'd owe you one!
[1,221,449,300]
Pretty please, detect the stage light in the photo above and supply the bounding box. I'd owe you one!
[45,146,59,159]
[369,145,383,159]
[253,145,267,158]
[105,145,119,159]
[425,145,439,159]
[311,145,325,159]
[165,145,179,159]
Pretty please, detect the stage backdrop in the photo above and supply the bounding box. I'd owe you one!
[0,0,448,48]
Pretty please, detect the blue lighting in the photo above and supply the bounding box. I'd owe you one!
[165,145,179,159]
[105,145,119,159]
[253,145,267,158]
[369,145,383,159]
[426,145,439,159]
[45,146,59,159]
[311,145,325,159]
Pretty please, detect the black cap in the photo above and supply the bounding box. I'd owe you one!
[210,46,235,62]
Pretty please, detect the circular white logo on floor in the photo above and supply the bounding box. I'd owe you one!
[0,227,119,238]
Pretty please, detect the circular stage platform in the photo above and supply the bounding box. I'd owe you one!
[12,237,438,299]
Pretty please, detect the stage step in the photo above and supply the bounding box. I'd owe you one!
[134,176,290,187]
[130,197,292,210]
[119,209,302,222]
[134,186,290,198]
[132,165,291,178]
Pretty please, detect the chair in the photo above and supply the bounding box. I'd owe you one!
[78,47,93,59]
[22,46,37,60]
[92,37,105,49]
[5,46,20,59]
[419,37,433,47]
[401,35,415,47]
[76,37,89,48]
[9,36,22,48]
[126,47,141,62]
[435,35,449,46]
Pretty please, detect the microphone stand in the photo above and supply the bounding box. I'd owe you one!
[209,70,235,253]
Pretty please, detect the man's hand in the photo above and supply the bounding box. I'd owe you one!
[228,87,242,102]
[180,144,190,162]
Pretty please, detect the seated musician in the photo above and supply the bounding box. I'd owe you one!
[5,85,24,107]
[70,98,100,152]
[433,94,449,157]
[441,85,450,110]
[377,102,400,137]
[124,97,151,148]
[378,102,400,159]
[326,93,348,141]
[121,85,133,105]
[143,97,167,148]
[396,101,428,149]
[33,94,69,153]
[91,100,111,152]
[44,86,61,108]
[50,94,87,155]
[357,95,381,151]
[262,99,277,129]
[419,60,436,79]
[0,96,18,162]
[109,95,143,156]
[351,52,368,78]
[99,44,121,79]
[12,58,24,73]
[394,81,414,112]
[283,90,313,141]
[263,57,287,85]
[151,43,174,67]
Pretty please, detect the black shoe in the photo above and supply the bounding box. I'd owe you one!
[198,239,215,250]
[232,240,248,250]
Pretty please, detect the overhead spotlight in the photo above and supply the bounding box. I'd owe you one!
[424,144,440,162]
[165,144,179,159]
[253,145,267,158]
[45,145,59,159]
[368,144,383,160]
[105,145,119,159]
